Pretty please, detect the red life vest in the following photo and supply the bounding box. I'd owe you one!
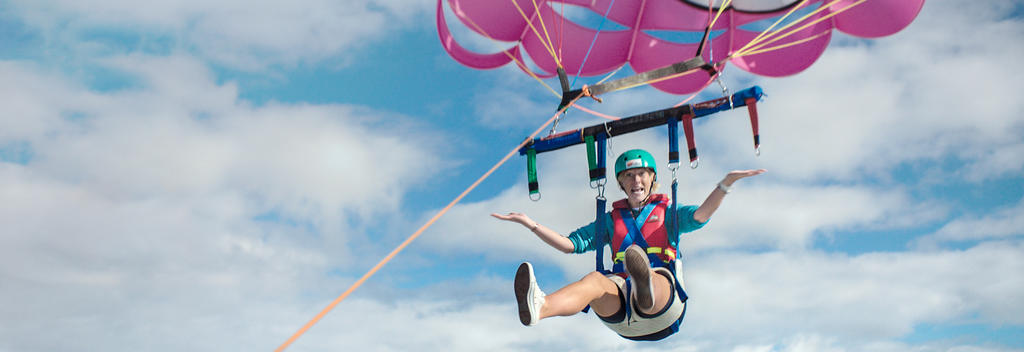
[609,194,677,271]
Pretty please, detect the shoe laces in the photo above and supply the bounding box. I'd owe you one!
[532,288,546,310]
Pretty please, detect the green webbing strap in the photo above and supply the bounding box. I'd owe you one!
[585,135,599,181]
[527,147,540,200]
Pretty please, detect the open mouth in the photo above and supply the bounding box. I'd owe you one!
[630,186,645,197]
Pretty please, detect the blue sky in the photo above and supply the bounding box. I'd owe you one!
[1,1,1023,351]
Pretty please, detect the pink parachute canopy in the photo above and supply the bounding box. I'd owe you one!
[438,0,925,95]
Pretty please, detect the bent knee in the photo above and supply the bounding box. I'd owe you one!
[581,271,621,293]
[582,271,609,282]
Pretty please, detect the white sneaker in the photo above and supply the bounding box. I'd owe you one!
[625,245,655,312]
[514,262,546,326]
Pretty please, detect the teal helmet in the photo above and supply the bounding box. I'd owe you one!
[614,149,657,177]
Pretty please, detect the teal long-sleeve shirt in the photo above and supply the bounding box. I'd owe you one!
[567,204,707,254]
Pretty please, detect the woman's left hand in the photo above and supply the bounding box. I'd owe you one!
[722,169,767,186]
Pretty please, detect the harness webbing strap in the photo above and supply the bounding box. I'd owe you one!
[614,247,676,263]
[593,131,609,272]
[745,97,760,152]
[586,135,608,182]
[527,147,539,198]
[595,197,608,272]
[612,202,664,273]
[558,57,716,107]
[586,135,597,178]
[682,113,697,164]
[667,115,680,165]
[671,179,679,249]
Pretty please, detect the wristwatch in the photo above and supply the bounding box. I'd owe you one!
[717,181,732,194]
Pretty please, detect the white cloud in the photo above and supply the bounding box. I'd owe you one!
[685,241,1024,343]
[915,197,1024,248]
[7,0,432,70]
[82,240,1014,352]
[0,55,449,350]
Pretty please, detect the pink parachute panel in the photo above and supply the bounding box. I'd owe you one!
[437,0,925,95]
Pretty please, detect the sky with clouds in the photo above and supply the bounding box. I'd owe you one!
[1,1,1022,351]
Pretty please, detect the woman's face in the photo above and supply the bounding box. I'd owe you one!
[617,168,654,206]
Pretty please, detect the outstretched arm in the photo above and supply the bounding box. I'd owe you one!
[491,212,575,253]
[693,169,767,223]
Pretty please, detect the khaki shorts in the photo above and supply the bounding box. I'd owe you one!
[598,263,686,340]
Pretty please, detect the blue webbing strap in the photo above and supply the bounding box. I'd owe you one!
[668,116,680,165]
[593,133,608,273]
[585,135,609,314]
[612,202,662,273]
[668,116,680,245]
[595,197,608,273]
[672,181,680,246]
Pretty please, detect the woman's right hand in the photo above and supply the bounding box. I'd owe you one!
[492,212,574,253]
[490,212,533,228]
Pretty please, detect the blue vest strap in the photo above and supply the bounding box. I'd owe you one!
[595,197,608,273]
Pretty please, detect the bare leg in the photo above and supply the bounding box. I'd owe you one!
[640,268,674,315]
[539,271,622,319]
[625,245,675,315]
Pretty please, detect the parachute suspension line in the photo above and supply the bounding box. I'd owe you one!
[734,0,837,57]
[595,65,626,86]
[573,104,621,121]
[738,30,831,57]
[510,0,563,69]
[695,0,714,58]
[703,1,733,108]
[273,91,591,352]
[455,6,560,97]
[732,0,812,56]
[708,0,732,33]
[570,0,619,89]
[531,0,562,68]
[735,0,868,58]
[558,0,565,63]
[697,0,731,57]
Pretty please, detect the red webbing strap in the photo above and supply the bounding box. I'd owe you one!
[681,113,698,165]
[745,97,760,153]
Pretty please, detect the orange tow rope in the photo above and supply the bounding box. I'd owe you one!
[274,93,587,352]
